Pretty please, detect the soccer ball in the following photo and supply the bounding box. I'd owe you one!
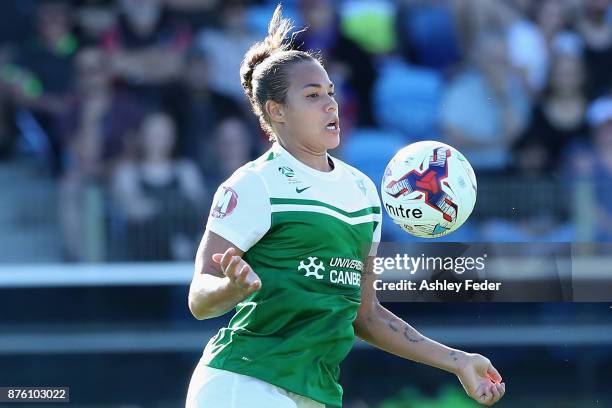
[381,141,477,238]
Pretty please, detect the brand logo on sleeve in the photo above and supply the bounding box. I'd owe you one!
[211,187,238,218]
[355,179,367,196]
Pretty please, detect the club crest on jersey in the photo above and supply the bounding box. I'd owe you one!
[211,186,238,218]
[278,166,302,184]
[278,166,295,178]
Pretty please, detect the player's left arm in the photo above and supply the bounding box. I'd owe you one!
[353,256,506,406]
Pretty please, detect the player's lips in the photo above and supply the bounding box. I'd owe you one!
[324,117,340,133]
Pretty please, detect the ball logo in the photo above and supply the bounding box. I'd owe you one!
[212,187,238,218]
[384,147,456,222]
[381,141,476,238]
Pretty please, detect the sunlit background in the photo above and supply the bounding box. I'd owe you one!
[1,0,611,407]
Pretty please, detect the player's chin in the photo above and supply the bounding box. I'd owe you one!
[319,129,341,150]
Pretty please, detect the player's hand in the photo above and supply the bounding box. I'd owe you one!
[455,353,505,406]
[212,247,261,295]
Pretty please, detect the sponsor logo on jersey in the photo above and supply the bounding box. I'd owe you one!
[295,186,311,193]
[329,257,364,271]
[298,256,325,279]
[298,256,362,287]
[211,186,238,218]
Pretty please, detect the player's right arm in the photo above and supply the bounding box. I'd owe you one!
[188,231,261,320]
[188,168,271,320]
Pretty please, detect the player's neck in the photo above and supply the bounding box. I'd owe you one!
[278,141,332,172]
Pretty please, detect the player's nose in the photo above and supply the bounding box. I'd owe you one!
[325,98,337,113]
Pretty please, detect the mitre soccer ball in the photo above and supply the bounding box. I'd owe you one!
[381,141,477,238]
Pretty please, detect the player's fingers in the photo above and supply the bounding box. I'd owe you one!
[499,382,506,398]
[212,253,223,263]
[492,383,504,402]
[480,385,493,405]
[490,383,501,400]
[224,256,241,279]
[244,277,262,294]
[249,279,262,292]
[219,247,236,270]
[479,394,490,406]
[473,384,486,403]
[236,264,252,286]
[244,269,262,291]
[487,364,502,383]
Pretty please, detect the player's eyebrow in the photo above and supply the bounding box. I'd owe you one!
[302,83,334,89]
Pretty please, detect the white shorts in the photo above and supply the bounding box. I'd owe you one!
[185,360,326,408]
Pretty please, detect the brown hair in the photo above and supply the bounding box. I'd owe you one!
[240,4,318,141]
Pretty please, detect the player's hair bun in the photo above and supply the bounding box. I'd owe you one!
[240,4,293,103]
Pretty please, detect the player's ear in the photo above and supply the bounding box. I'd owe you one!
[265,100,285,124]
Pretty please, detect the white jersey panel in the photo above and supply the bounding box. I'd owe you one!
[206,169,271,252]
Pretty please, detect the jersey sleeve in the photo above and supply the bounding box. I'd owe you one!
[206,169,271,252]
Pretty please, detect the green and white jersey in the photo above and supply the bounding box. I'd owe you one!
[201,142,382,407]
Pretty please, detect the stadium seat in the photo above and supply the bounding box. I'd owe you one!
[397,3,462,71]
[373,60,444,141]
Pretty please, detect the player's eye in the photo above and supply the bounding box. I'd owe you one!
[307,93,318,98]
[328,91,335,97]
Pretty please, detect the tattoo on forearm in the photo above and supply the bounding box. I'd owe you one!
[385,312,425,343]
[388,320,398,332]
[403,326,425,343]
[363,258,375,276]
[450,350,458,361]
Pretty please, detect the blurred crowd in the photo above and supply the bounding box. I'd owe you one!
[0,0,611,262]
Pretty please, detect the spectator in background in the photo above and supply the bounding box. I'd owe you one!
[440,32,530,172]
[297,0,377,127]
[450,0,517,55]
[576,96,612,241]
[14,0,79,173]
[58,47,144,262]
[164,0,221,38]
[60,47,144,171]
[194,0,259,104]
[513,53,589,175]
[162,47,247,169]
[73,0,117,46]
[112,112,205,261]
[205,116,257,188]
[16,0,77,101]
[506,0,583,96]
[102,0,191,108]
[576,0,612,98]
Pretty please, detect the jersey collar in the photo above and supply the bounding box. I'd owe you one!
[273,143,341,181]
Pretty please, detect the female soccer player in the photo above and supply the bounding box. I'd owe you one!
[186,5,506,408]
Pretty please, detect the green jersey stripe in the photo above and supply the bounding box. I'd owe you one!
[271,204,379,226]
[270,198,381,218]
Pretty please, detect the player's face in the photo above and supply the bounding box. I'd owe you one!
[282,60,340,151]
